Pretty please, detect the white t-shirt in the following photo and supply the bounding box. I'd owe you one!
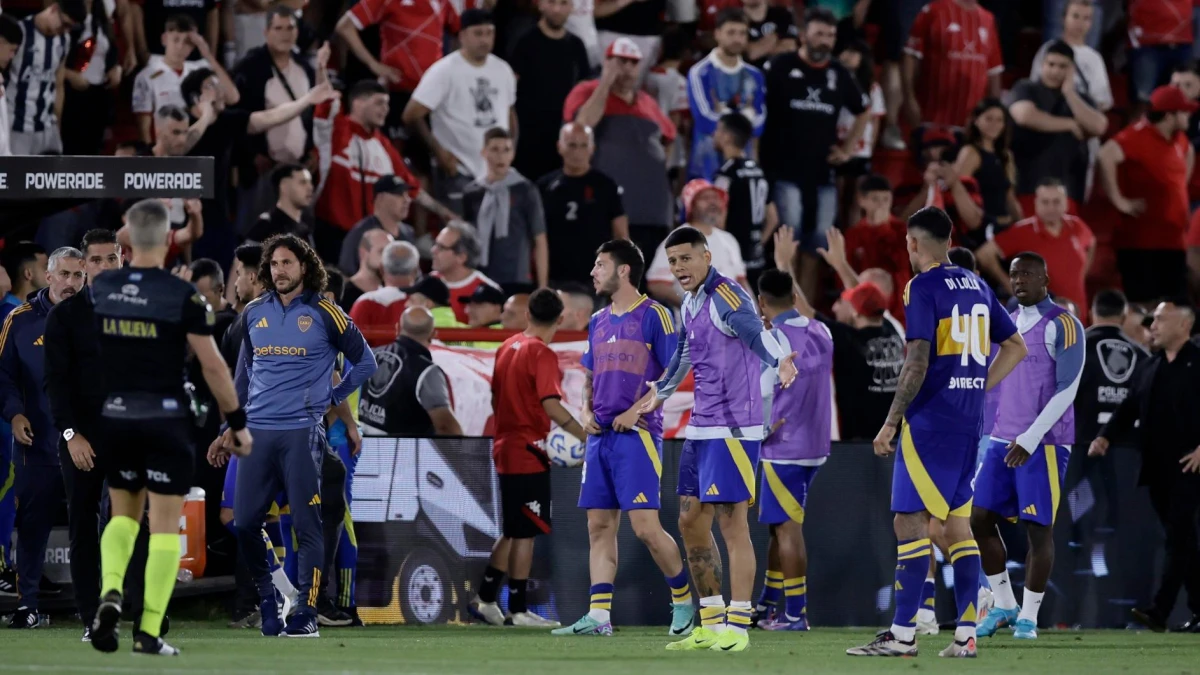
[1030,41,1113,112]
[78,20,112,87]
[410,51,517,181]
[645,66,688,169]
[132,55,210,116]
[0,77,10,156]
[647,226,748,296]
[837,81,885,159]
[566,0,599,67]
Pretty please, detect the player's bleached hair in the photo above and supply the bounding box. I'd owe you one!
[47,246,84,272]
[125,199,171,249]
[382,241,420,277]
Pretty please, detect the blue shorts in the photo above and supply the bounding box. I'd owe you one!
[677,437,759,505]
[221,455,289,516]
[578,429,663,511]
[891,425,976,520]
[973,438,1070,527]
[758,462,819,525]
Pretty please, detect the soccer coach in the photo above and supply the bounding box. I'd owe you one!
[211,234,376,638]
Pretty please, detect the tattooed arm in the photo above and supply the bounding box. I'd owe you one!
[884,339,930,428]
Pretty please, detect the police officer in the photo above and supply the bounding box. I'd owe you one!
[359,306,463,437]
[89,200,252,656]
[0,246,86,628]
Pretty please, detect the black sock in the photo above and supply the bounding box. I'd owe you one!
[508,579,528,614]
[479,566,505,603]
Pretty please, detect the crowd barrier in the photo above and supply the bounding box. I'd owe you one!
[349,436,1185,628]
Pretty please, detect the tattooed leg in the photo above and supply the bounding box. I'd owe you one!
[678,497,721,597]
[716,501,754,603]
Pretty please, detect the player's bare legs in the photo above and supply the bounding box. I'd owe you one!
[628,509,685,578]
[1018,522,1054,636]
[971,506,1020,636]
[678,497,722,597]
[716,502,755,604]
[587,510,620,586]
[759,517,809,630]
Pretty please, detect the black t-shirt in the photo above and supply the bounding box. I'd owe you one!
[1009,78,1093,203]
[747,6,798,69]
[510,28,591,181]
[246,207,310,243]
[713,157,771,270]
[1075,325,1148,445]
[821,315,905,441]
[760,53,866,184]
[341,281,367,312]
[595,0,665,36]
[190,108,251,228]
[537,168,626,286]
[141,0,218,59]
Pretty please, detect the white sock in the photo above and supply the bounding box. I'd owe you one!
[890,624,916,643]
[272,568,298,600]
[955,624,977,642]
[587,608,611,623]
[917,608,936,624]
[727,600,751,635]
[1018,590,1044,624]
[987,572,1017,610]
[700,595,727,633]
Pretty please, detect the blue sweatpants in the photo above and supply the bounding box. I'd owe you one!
[333,442,357,608]
[14,457,64,610]
[234,426,324,611]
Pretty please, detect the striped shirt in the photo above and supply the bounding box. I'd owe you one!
[5,17,68,134]
[905,0,1003,129]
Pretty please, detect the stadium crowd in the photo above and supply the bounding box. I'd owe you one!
[0,0,1199,642]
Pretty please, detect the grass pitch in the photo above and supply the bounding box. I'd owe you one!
[1,622,1197,675]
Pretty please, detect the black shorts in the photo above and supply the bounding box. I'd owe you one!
[102,416,195,496]
[1116,249,1187,303]
[499,471,552,539]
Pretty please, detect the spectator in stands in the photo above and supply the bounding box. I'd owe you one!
[1031,0,1113,113]
[760,7,866,300]
[60,0,122,155]
[687,9,764,182]
[336,0,458,139]
[974,177,1096,321]
[647,179,747,307]
[501,293,530,330]
[835,38,886,227]
[902,0,1002,129]
[351,240,421,347]
[953,98,1023,230]
[430,222,501,324]
[462,283,506,329]
[1188,205,1200,297]
[894,127,984,235]
[539,123,628,288]
[0,15,21,156]
[510,0,591,182]
[742,0,797,68]
[1009,41,1107,205]
[462,128,549,291]
[403,276,464,328]
[712,112,776,289]
[344,229,393,310]
[565,37,677,264]
[134,0,218,64]
[230,7,316,228]
[556,284,594,331]
[644,27,689,191]
[245,163,313,244]
[842,175,909,317]
[403,10,517,214]
[593,0,665,85]
[1043,0,1103,51]
[133,16,235,144]
[1099,85,1196,309]
[338,175,416,275]
[1127,0,1195,102]
[5,0,86,155]
[566,0,600,66]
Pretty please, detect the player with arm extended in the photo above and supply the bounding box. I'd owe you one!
[639,226,798,653]
[846,207,1027,659]
[551,239,694,637]
[212,234,376,639]
[754,269,834,632]
[972,252,1085,640]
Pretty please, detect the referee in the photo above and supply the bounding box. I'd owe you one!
[1090,299,1200,633]
[89,200,251,656]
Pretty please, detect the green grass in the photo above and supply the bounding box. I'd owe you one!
[1,623,1198,674]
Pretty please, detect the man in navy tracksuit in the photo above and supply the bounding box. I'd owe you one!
[216,235,374,638]
[0,247,86,627]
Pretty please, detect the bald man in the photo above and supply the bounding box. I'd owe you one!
[360,306,463,437]
[501,293,530,331]
[345,230,394,309]
[557,287,594,331]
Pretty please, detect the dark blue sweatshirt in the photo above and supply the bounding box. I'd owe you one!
[0,289,59,465]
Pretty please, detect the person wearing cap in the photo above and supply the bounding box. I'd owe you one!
[245,163,315,245]
[594,0,667,87]
[1098,84,1196,309]
[337,174,417,276]
[350,241,421,347]
[403,275,466,329]
[403,9,517,215]
[1009,39,1107,205]
[647,179,747,308]
[360,306,464,437]
[461,283,506,329]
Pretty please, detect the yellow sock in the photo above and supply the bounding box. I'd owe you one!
[140,533,181,637]
[99,516,140,597]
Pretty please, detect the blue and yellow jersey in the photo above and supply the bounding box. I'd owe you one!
[902,264,1017,436]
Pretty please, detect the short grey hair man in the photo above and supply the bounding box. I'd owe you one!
[47,246,85,271]
[443,221,481,268]
[124,200,172,249]
[381,241,420,288]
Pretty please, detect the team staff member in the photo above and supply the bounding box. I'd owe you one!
[0,247,86,628]
[471,289,586,628]
[43,230,125,639]
[88,200,251,657]
[213,234,375,638]
[1090,299,1200,634]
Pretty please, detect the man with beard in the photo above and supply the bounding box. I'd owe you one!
[210,234,375,638]
[647,180,748,309]
[221,244,267,369]
[551,239,693,637]
[342,230,393,311]
[0,247,86,627]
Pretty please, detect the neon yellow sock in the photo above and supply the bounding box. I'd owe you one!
[99,516,140,597]
[140,533,181,637]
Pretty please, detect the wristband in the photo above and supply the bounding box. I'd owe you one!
[225,407,247,431]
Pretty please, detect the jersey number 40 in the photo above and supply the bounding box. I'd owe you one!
[941,303,991,367]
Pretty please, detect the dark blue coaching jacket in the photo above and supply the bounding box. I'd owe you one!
[0,289,60,465]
